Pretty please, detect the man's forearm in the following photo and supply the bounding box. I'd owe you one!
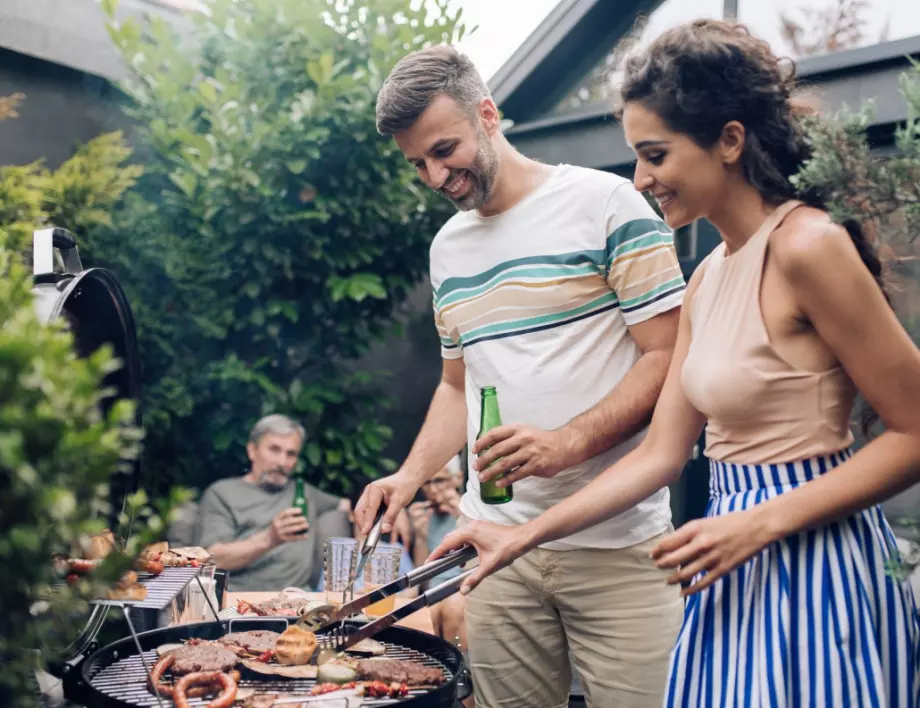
[559,348,672,466]
[400,380,467,485]
[208,529,275,572]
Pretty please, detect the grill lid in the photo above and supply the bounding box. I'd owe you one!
[32,227,145,666]
[31,226,142,530]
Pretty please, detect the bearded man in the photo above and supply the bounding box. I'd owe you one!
[355,45,687,707]
[198,414,348,592]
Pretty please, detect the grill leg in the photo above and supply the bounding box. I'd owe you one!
[121,605,165,708]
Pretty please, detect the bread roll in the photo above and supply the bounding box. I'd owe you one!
[87,529,116,560]
[274,626,318,666]
[141,542,169,560]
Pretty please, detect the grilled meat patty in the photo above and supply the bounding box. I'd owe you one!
[356,658,444,686]
[217,630,280,655]
[165,644,239,675]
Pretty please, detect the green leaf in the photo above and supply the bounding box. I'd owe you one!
[285,159,307,174]
[101,0,119,18]
[305,442,322,467]
[168,171,197,197]
[319,52,334,81]
[198,81,218,104]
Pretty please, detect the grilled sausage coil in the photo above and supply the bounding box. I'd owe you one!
[173,671,237,708]
[149,655,175,697]
[148,653,238,702]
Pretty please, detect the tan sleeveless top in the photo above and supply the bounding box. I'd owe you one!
[681,200,856,464]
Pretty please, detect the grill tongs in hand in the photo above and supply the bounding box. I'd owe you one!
[297,544,477,652]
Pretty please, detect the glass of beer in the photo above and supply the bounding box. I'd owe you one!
[324,537,358,606]
[363,543,401,616]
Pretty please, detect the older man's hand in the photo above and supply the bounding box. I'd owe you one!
[473,424,578,487]
[268,507,310,546]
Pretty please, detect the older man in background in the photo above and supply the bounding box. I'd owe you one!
[198,414,350,592]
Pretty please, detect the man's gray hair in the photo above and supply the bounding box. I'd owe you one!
[248,414,305,446]
[376,44,491,136]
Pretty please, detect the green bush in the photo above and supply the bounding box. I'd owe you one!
[98,0,465,497]
[0,130,143,253]
[0,224,183,705]
[0,100,186,704]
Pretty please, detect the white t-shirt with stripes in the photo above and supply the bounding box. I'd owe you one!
[431,164,686,550]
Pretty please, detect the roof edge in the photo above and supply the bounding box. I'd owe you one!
[488,0,594,100]
[507,33,920,136]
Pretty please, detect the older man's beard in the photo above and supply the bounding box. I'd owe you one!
[258,467,289,492]
[440,133,499,212]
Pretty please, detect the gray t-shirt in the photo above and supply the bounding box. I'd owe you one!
[197,477,347,592]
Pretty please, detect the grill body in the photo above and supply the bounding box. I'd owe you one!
[66,618,468,707]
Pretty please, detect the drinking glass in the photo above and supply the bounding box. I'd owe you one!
[324,537,358,606]
[183,563,219,622]
[363,543,401,616]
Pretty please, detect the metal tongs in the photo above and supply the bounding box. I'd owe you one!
[297,544,477,651]
[348,505,387,599]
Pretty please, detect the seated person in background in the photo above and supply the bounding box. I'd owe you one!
[408,455,466,650]
[198,414,350,592]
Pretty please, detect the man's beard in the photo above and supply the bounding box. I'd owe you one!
[440,132,499,212]
[257,467,289,492]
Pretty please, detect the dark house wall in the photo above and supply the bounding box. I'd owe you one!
[0,48,129,168]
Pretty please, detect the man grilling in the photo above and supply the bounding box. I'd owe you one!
[198,414,350,592]
[355,45,686,708]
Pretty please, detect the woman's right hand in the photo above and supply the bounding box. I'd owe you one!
[426,520,530,595]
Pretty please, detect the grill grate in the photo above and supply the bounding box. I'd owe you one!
[92,566,202,611]
[87,641,453,706]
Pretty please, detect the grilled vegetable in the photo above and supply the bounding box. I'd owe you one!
[317,662,358,685]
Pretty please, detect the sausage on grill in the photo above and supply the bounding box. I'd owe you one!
[149,653,238,700]
[172,671,237,708]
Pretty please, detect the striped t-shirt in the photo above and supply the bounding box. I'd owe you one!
[430,164,686,550]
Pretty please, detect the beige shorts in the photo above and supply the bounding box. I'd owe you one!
[461,519,684,708]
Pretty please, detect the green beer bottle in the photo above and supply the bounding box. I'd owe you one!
[292,470,309,525]
[477,386,513,505]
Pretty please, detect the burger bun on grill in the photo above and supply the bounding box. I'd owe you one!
[274,625,318,665]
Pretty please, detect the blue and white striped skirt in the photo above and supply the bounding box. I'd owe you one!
[665,450,920,707]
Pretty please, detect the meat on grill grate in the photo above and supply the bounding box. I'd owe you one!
[161,644,239,675]
[217,630,280,656]
[356,659,445,686]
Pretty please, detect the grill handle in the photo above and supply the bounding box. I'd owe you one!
[456,667,474,702]
[423,568,474,606]
[33,227,82,278]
